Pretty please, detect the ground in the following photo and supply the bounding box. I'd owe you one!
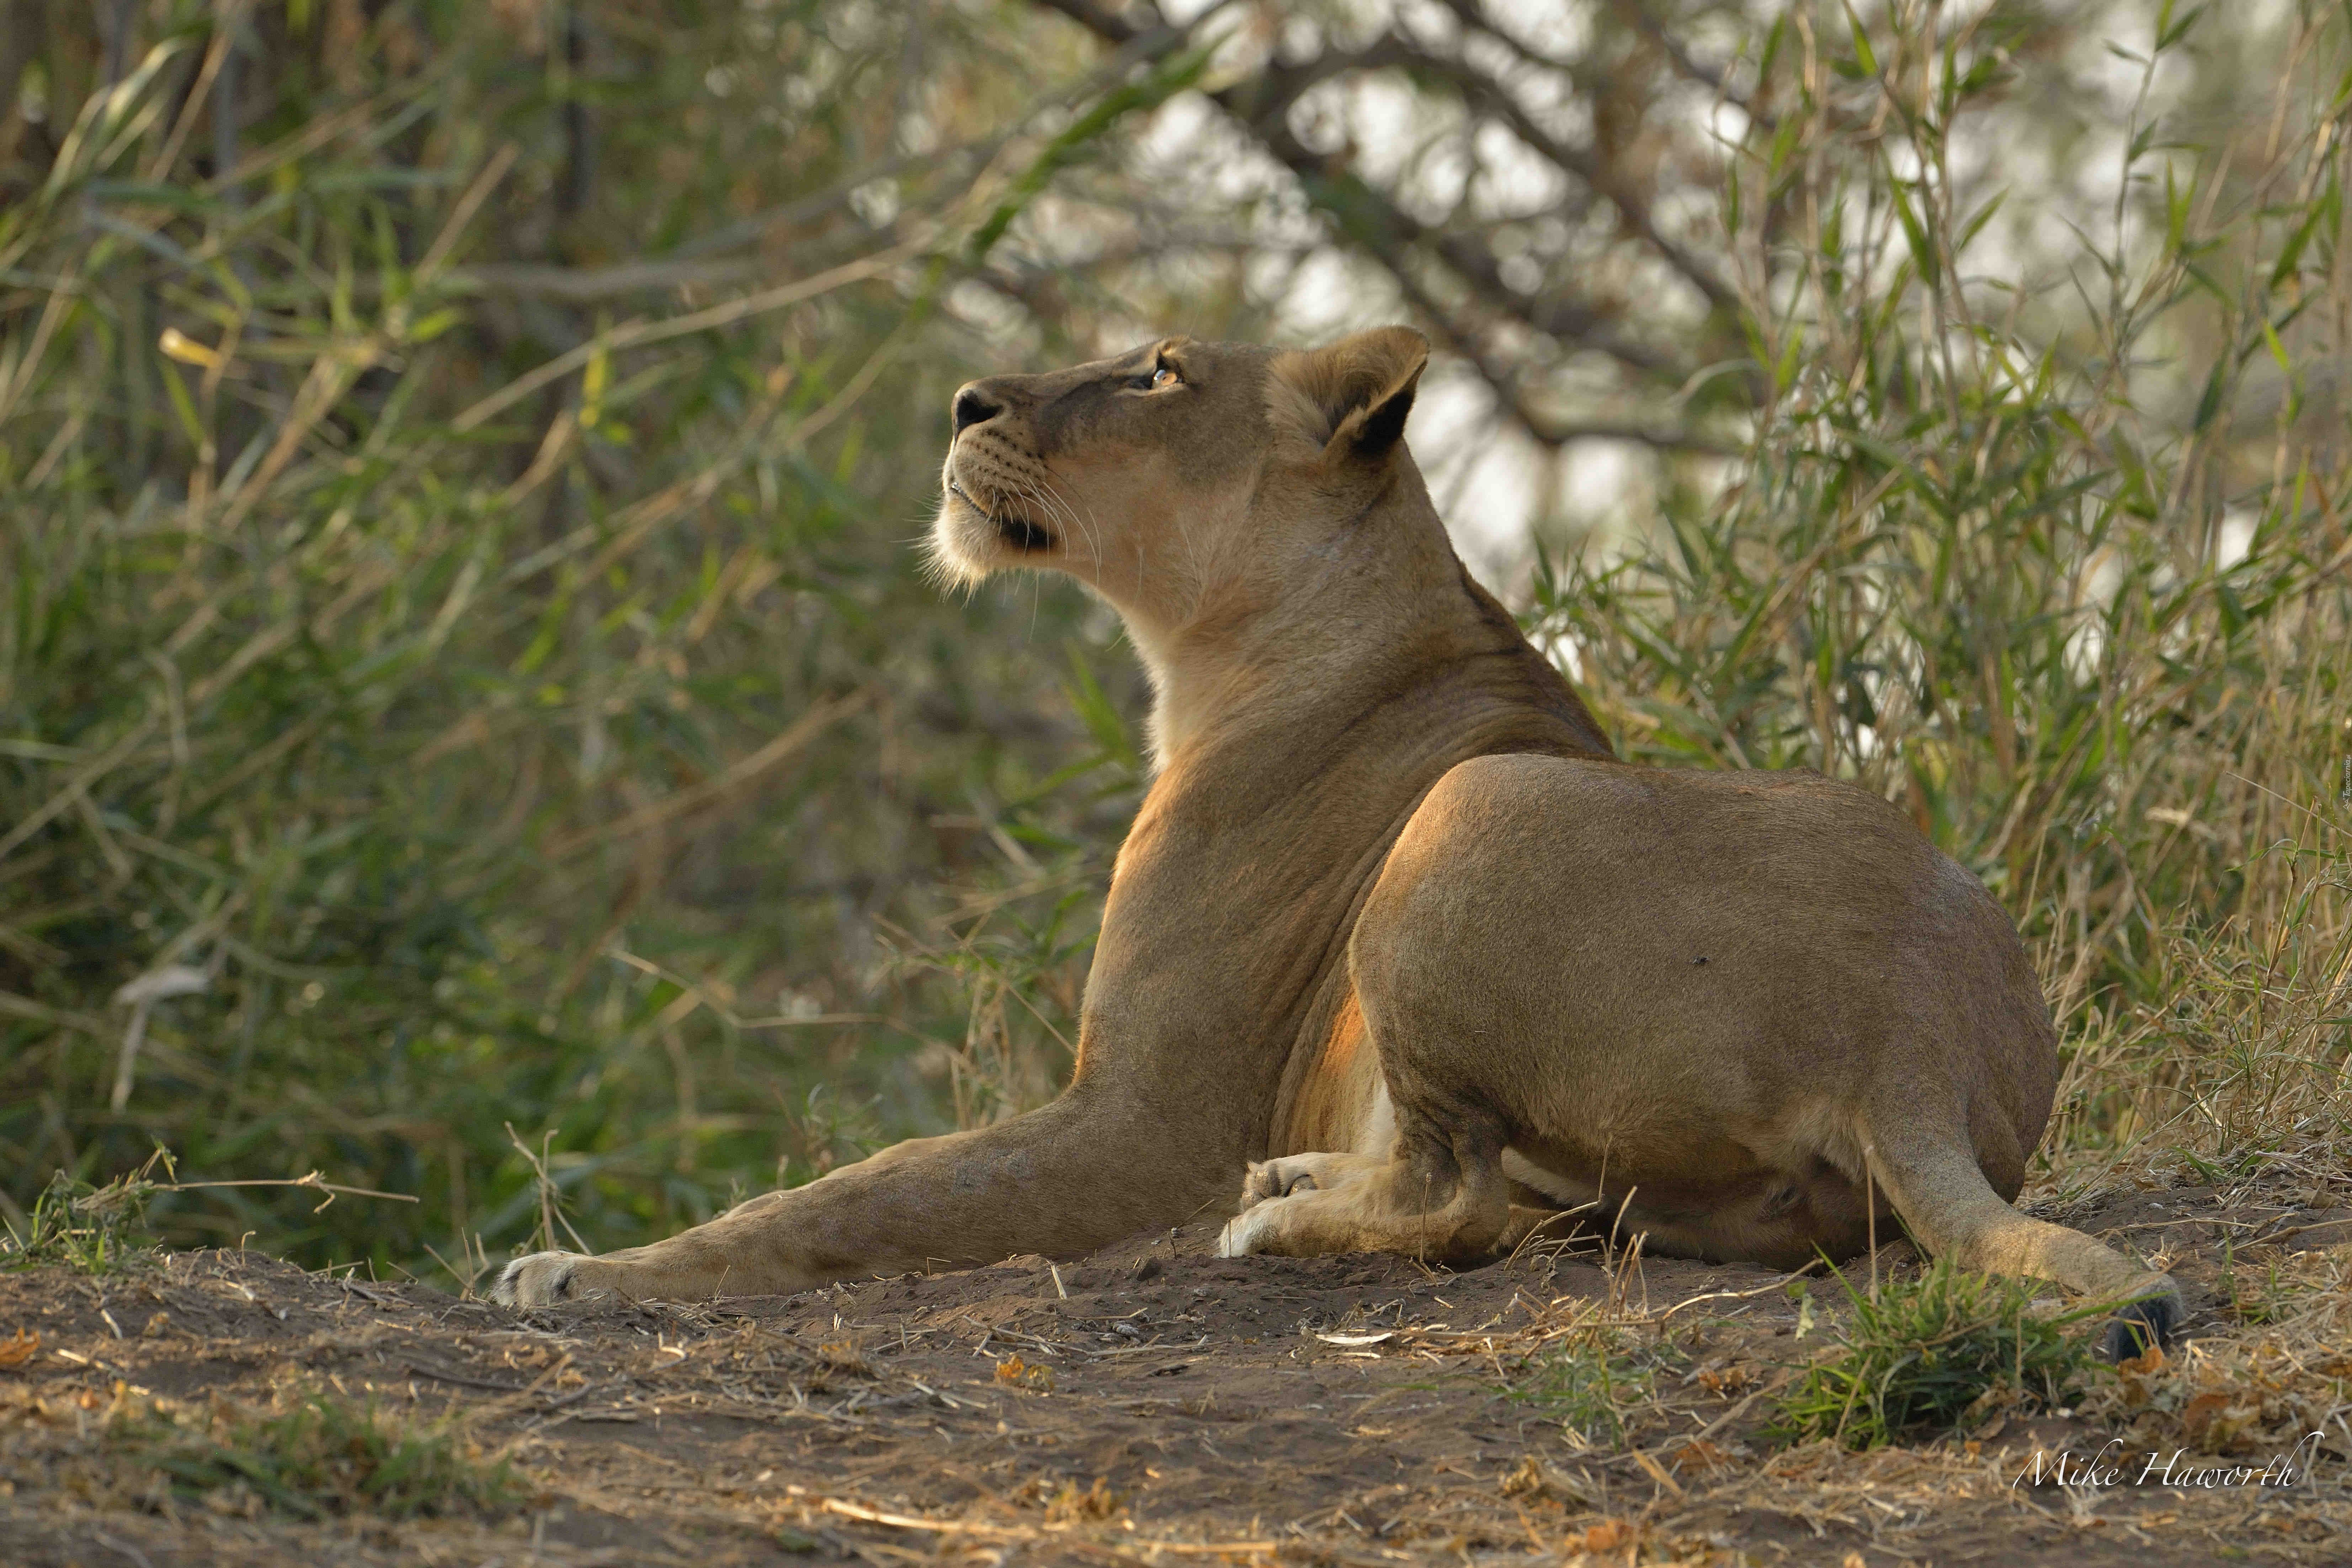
[1,1177,2346,1567]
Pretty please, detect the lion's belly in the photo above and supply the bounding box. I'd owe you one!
[1500,1136,1879,1268]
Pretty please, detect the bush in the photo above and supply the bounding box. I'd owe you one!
[0,0,1139,1274]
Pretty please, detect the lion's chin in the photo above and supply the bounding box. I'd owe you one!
[925,503,996,587]
[928,488,1057,586]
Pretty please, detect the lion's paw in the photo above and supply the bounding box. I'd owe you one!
[1240,1159,1320,1208]
[491,1250,601,1307]
[1215,1202,1284,1258]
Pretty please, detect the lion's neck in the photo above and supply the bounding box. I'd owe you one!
[1071,475,1610,1155]
[1121,477,1605,773]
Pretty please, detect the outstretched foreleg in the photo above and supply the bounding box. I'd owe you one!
[493,1088,1226,1305]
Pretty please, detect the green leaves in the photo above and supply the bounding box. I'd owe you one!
[0,0,1165,1283]
[963,39,1215,267]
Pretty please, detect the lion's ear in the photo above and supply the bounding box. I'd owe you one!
[1270,326,1430,463]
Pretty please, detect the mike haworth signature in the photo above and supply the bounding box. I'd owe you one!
[2013,1433,2325,1492]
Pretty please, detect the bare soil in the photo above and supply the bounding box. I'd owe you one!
[2,1178,2345,1567]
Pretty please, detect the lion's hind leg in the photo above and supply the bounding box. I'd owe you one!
[1238,1150,1385,1206]
[1217,1117,1512,1264]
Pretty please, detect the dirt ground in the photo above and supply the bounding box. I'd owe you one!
[2,1175,2346,1567]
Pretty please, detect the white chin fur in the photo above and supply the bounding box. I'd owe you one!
[925,502,997,587]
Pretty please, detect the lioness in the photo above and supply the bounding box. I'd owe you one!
[496,328,2178,1356]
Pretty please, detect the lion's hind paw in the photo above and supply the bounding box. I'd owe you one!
[1240,1159,1320,1208]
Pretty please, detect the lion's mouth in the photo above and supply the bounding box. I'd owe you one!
[950,479,1057,553]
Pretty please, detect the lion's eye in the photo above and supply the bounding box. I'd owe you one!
[1148,362,1179,390]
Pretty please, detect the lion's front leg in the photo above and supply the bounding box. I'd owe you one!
[494,1250,606,1305]
[1239,1150,1385,1205]
[489,1092,1227,1306]
[491,1187,815,1304]
[491,1246,763,1306]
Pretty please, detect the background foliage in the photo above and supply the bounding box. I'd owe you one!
[3,0,2346,1282]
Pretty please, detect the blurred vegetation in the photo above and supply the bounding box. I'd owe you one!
[1534,0,2352,1197]
[2,0,2346,1283]
[113,1388,523,1520]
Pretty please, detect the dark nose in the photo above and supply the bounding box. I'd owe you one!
[952,383,1003,437]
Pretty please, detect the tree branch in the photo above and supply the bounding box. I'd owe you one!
[1027,3,1689,380]
[1367,32,1741,315]
[1028,0,1155,47]
[1211,46,1677,376]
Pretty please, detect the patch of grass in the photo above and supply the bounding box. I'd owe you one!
[0,1159,166,1276]
[1508,1318,1660,1450]
[1764,1260,2101,1451]
[115,1392,522,1521]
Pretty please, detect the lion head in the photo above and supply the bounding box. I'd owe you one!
[930,328,1434,645]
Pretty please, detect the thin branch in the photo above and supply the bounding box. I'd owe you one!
[1028,0,1153,47]
[451,255,770,301]
[1605,0,1773,127]
[1226,75,1674,374]
[1369,32,1742,314]
[1029,1,1686,379]
[148,1174,420,1212]
[1517,413,1739,454]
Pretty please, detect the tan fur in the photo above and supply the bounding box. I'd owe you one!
[492,330,2179,1352]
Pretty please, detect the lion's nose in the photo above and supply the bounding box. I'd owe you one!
[952,383,1004,437]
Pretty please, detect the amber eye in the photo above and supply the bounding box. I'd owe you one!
[1148,361,1179,390]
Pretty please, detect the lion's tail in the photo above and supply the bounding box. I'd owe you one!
[1854,1108,2180,1361]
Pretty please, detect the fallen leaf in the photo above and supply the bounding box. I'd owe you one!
[1582,1519,1637,1552]
[994,1353,1054,1392]
[1669,1438,1731,1474]
[2182,1390,2250,1452]
[1499,1455,1550,1500]
[1697,1362,1756,1396]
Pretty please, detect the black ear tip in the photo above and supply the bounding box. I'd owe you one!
[2100,1295,2178,1362]
[1356,386,1416,451]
